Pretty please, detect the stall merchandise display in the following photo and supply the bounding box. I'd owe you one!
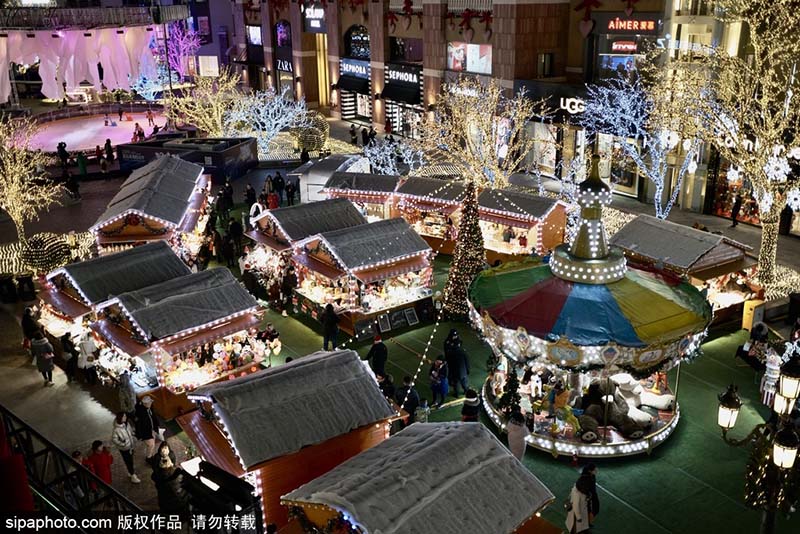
[469,156,712,458]
[39,305,84,339]
[96,348,156,390]
[704,267,759,310]
[480,221,533,255]
[407,210,459,239]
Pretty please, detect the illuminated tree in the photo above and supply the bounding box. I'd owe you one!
[131,64,177,102]
[0,118,62,246]
[443,181,485,317]
[223,86,309,159]
[690,0,800,285]
[157,21,201,80]
[166,68,242,136]
[363,138,425,175]
[580,64,708,219]
[416,77,551,189]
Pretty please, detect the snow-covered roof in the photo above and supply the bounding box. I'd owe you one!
[282,422,555,534]
[324,172,401,193]
[258,198,368,242]
[193,350,395,470]
[478,188,561,220]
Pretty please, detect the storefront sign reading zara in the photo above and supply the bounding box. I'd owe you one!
[276,59,293,73]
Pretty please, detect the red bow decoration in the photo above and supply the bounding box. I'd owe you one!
[386,11,399,24]
[479,11,493,27]
[459,9,477,29]
[402,0,414,16]
[574,0,601,21]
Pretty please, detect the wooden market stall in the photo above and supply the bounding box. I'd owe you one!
[477,189,567,263]
[393,176,466,254]
[281,422,557,534]
[89,155,210,263]
[243,199,367,300]
[39,241,191,390]
[610,214,759,320]
[294,218,434,336]
[178,349,396,528]
[89,268,264,419]
[322,172,401,222]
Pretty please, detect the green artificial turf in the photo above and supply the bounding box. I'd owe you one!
[206,211,799,534]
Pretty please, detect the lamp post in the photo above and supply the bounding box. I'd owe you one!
[716,353,800,534]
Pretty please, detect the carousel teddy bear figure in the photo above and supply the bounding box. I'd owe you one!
[578,380,647,443]
[611,373,675,412]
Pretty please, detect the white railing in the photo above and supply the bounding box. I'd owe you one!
[0,5,190,30]
[388,0,422,12]
[447,0,492,13]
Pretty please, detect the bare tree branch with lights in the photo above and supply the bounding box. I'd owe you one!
[157,21,201,81]
[415,77,551,189]
[580,64,708,220]
[166,68,242,136]
[689,0,800,285]
[0,118,62,246]
[223,86,310,159]
[363,139,425,176]
[131,63,177,102]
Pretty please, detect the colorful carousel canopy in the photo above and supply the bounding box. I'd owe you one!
[470,261,710,348]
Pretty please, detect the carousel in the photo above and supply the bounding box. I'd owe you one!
[469,156,712,458]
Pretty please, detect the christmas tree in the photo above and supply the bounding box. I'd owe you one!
[498,365,521,416]
[443,180,485,317]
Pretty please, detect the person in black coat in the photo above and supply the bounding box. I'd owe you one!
[576,463,600,526]
[300,148,310,164]
[151,456,189,514]
[134,396,160,461]
[396,375,420,424]
[378,373,395,401]
[366,335,388,376]
[285,181,297,206]
[461,388,480,422]
[21,307,40,343]
[361,127,369,147]
[321,303,340,351]
[215,189,230,221]
[731,192,743,227]
[223,179,234,209]
[444,329,470,397]
[61,332,79,382]
[228,217,244,256]
[281,266,297,315]
[245,184,257,208]
[274,172,285,204]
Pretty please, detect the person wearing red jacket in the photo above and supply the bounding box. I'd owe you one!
[85,440,113,485]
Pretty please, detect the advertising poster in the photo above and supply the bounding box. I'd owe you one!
[466,44,492,75]
[598,54,641,81]
[447,42,468,71]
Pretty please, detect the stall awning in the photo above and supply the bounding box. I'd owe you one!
[382,84,421,105]
[39,288,91,320]
[293,254,346,281]
[479,212,537,230]
[244,230,291,252]
[353,255,429,284]
[177,187,209,233]
[90,319,149,357]
[690,256,758,282]
[398,198,459,214]
[158,313,262,355]
[96,232,174,246]
[337,75,370,94]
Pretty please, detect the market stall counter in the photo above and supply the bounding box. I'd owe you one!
[293,218,434,336]
[322,172,401,222]
[394,177,466,255]
[179,350,396,528]
[39,242,191,390]
[89,155,211,264]
[610,214,759,321]
[90,268,264,419]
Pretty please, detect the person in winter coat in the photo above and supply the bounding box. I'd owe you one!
[366,335,388,377]
[429,357,449,408]
[506,411,529,460]
[444,329,470,397]
[152,455,189,514]
[111,413,141,483]
[86,440,113,485]
[321,303,340,351]
[223,179,234,208]
[566,465,596,533]
[77,330,98,385]
[60,332,79,382]
[245,184,257,208]
[577,464,599,526]
[274,172,285,203]
[211,228,223,263]
[285,180,297,206]
[281,266,298,316]
[267,191,280,210]
[21,307,40,344]
[149,441,177,472]
[32,330,55,386]
[461,388,480,422]
[118,371,137,416]
[228,217,244,256]
[134,396,160,460]
[349,124,358,145]
[378,373,395,401]
[396,375,420,424]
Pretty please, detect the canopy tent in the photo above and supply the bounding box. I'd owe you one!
[46,241,190,307]
[470,261,711,348]
[0,26,157,103]
[91,155,205,231]
[191,350,395,471]
[315,218,430,273]
[113,268,257,342]
[282,422,555,534]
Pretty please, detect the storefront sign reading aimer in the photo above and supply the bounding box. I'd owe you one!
[560,97,585,114]
[607,18,656,32]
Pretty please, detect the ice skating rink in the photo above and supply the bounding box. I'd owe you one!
[30,111,165,152]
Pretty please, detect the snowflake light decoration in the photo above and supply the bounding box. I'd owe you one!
[727,166,740,182]
[757,189,774,214]
[787,189,800,211]
[790,146,800,160]
[764,156,791,183]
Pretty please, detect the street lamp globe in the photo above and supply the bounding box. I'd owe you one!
[773,425,800,469]
[718,384,742,430]
[779,358,800,400]
[773,392,793,416]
